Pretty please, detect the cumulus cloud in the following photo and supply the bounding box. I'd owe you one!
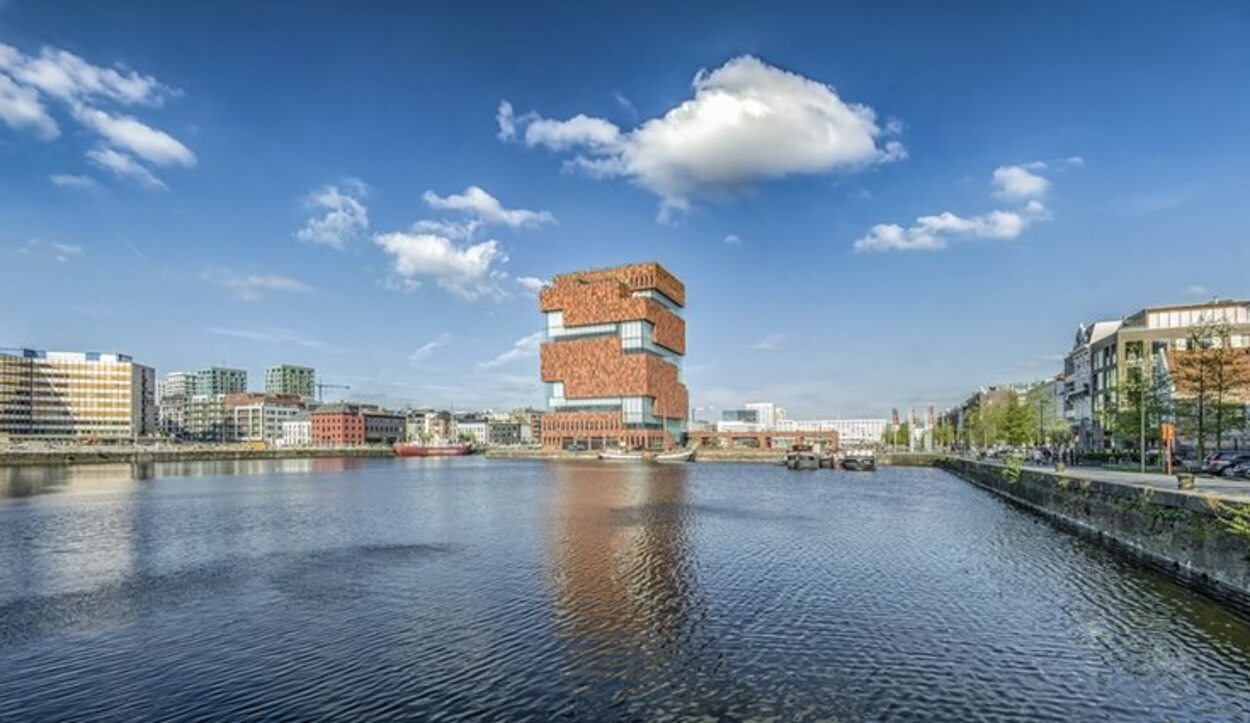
[422,186,555,229]
[0,42,191,187]
[479,331,544,369]
[992,164,1050,201]
[410,332,451,362]
[296,181,370,248]
[200,267,315,301]
[855,164,1065,253]
[87,147,165,188]
[373,231,508,300]
[515,276,547,294]
[500,55,904,219]
[49,173,97,190]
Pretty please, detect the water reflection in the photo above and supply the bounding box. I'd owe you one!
[548,462,712,691]
[0,463,146,499]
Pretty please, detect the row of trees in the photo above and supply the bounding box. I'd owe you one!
[954,384,1070,449]
[1105,319,1250,460]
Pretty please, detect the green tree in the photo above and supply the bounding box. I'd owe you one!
[1002,394,1032,446]
[1174,318,1250,458]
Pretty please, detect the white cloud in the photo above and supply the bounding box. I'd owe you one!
[72,105,195,166]
[856,165,1059,253]
[2,44,175,106]
[49,173,97,189]
[87,147,165,188]
[296,181,370,248]
[0,43,191,187]
[723,233,742,245]
[502,55,904,218]
[516,276,547,294]
[992,164,1050,201]
[1065,156,1085,167]
[479,331,544,369]
[750,333,786,351]
[206,326,347,353]
[410,332,451,362]
[0,72,59,138]
[422,185,555,229]
[496,100,516,141]
[49,242,82,262]
[200,267,314,301]
[373,231,508,300]
[1185,284,1211,298]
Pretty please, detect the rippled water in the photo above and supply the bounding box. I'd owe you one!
[2,458,1249,720]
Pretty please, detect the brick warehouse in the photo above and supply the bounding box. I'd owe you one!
[539,262,688,451]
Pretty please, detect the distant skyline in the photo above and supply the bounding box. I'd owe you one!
[2,2,1248,416]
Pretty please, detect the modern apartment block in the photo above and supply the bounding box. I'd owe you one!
[264,364,315,401]
[1064,300,1250,449]
[224,392,306,443]
[0,348,156,442]
[539,261,688,451]
[193,367,247,396]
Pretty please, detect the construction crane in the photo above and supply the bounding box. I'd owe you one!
[315,382,350,403]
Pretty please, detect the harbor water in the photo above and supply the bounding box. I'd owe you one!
[2,457,1249,720]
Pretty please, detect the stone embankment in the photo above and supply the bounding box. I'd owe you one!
[938,458,1250,617]
[0,445,395,467]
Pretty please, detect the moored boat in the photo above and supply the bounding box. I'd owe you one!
[393,441,473,457]
[598,448,695,463]
[841,449,877,471]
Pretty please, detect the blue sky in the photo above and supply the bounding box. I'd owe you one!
[1,1,1248,417]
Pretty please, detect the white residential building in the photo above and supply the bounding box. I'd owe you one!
[775,418,889,446]
[232,403,307,443]
[280,419,312,447]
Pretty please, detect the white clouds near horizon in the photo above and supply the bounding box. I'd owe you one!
[854,162,1064,253]
[500,55,904,220]
[200,267,314,301]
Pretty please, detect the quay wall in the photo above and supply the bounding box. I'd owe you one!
[939,458,1250,617]
[0,445,395,467]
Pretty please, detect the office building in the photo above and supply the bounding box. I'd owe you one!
[0,348,156,442]
[1065,300,1250,449]
[311,403,404,446]
[539,262,688,451]
[265,364,315,401]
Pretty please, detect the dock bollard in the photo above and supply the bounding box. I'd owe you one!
[1176,473,1196,491]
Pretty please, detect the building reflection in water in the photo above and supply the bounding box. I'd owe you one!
[0,463,147,500]
[547,462,708,678]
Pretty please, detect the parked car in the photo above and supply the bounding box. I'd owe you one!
[1202,451,1246,475]
[1227,459,1250,479]
[1215,453,1250,477]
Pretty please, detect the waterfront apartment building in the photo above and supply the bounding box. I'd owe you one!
[775,418,889,446]
[194,367,247,397]
[224,393,306,443]
[539,262,688,451]
[1064,300,1250,450]
[280,419,311,447]
[265,364,315,401]
[0,348,156,442]
[311,404,404,446]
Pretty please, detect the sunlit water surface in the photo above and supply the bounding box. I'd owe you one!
[2,458,1249,720]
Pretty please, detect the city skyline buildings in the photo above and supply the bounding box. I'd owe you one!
[1,3,1247,417]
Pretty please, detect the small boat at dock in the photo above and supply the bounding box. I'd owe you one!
[784,444,821,470]
[841,449,877,471]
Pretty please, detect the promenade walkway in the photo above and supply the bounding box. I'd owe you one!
[1034,464,1250,502]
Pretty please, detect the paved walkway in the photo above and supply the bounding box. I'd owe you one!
[1035,464,1250,501]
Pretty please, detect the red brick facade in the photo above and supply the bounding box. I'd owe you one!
[539,262,688,451]
[311,408,365,446]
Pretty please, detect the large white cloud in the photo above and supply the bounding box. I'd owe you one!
[296,181,370,249]
[0,42,191,187]
[855,164,1059,253]
[500,55,904,218]
[373,231,508,300]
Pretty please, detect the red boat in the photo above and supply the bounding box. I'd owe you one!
[393,441,473,457]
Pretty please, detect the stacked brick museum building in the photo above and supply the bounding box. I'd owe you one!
[538,262,688,451]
